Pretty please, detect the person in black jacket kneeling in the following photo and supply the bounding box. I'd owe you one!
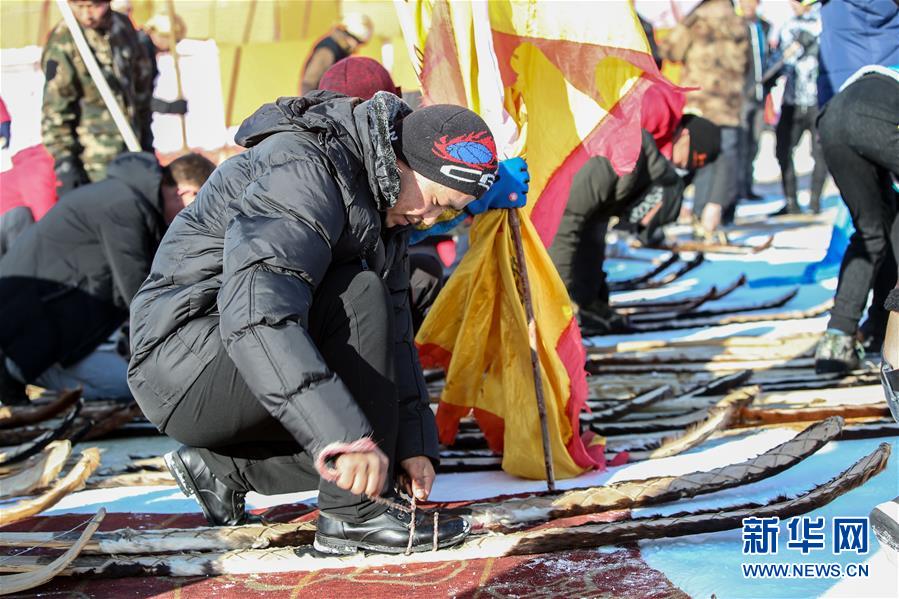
[0,152,215,405]
[549,120,720,337]
[127,91,519,554]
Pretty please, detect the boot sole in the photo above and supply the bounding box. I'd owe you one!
[313,527,470,556]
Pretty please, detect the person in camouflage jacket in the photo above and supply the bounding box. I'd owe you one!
[658,0,750,235]
[41,0,154,192]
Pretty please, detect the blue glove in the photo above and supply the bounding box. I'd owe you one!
[0,120,10,149]
[465,157,529,215]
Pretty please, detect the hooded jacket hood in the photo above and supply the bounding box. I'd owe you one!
[235,90,412,211]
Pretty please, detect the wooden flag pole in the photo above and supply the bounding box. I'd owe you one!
[224,0,257,127]
[165,0,189,152]
[508,209,556,491]
[54,0,141,152]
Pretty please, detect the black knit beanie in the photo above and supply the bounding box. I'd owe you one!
[681,115,721,170]
[394,105,498,198]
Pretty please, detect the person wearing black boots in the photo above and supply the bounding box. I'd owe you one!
[814,66,899,373]
[127,91,523,554]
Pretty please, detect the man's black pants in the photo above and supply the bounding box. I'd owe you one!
[776,104,828,210]
[737,101,764,199]
[692,126,740,220]
[162,263,398,523]
[818,74,899,336]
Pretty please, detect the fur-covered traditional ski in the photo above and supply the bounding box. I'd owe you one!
[631,288,800,324]
[630,288,801,332]
[626,386,756,461]
[587,331,817,357]
[81,403,143,441]
[617,285,718,316]
[0,390,81,429]
[1,418,845,556]
[607,252,680,291]
[587,359,814,375]
[0,401,142,446]
[667,235,774,254]
[585,340,815,366]
[581,385,672,423]
[641,252,704,288]
[0,444,888,577]
[627,297,831,333]
[461,416,844,531]
[757,371,880,392]
[0,399,82,467]
[589,406,724,436]
[0,521,316,554]
[0,448,100,525]
[0,441,72,499]
[0,509,105,595]
[739,403,891,425]
[612,275,746,313]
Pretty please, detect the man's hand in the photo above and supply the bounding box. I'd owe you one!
[465,157,530,215]
[399,456,436,501]
[332,448,389,497]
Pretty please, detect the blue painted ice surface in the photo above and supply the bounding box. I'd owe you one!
[637,437,899,599]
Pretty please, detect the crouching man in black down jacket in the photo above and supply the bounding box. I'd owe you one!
[128,91,510,554]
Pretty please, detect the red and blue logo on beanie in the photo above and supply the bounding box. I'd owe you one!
[432,131,497,170]
[432,131,497,192]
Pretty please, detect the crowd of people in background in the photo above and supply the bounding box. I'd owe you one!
[0,0,897,554]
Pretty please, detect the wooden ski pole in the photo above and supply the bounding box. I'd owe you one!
[53,0,141,152]
[165,0,189,152]
[508,209,556,491]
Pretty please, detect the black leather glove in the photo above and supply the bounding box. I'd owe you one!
[54,158,89,196]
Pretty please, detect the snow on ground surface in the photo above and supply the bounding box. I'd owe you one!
[16,135,898,597]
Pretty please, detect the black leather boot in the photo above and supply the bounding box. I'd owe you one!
[165,446,256,526]
[314,497,470,555]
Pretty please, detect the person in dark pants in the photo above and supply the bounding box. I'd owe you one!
[814,67,899,373]
[772,0,826,214]
[549,120,721,337]
[128,91,525,554]
[734,0,771,206]
[0,152,214,405]
[776,103,827,213]
[657,0,749,237]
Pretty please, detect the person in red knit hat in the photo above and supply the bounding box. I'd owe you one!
[318,56,400,100]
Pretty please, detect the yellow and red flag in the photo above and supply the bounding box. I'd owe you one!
[401,0,669,479]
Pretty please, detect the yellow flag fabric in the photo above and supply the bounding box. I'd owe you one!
[406,0,660,480]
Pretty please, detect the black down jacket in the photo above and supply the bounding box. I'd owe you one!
[548,131,681,307]
[128,91,438,464]
[0,152,165,380]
